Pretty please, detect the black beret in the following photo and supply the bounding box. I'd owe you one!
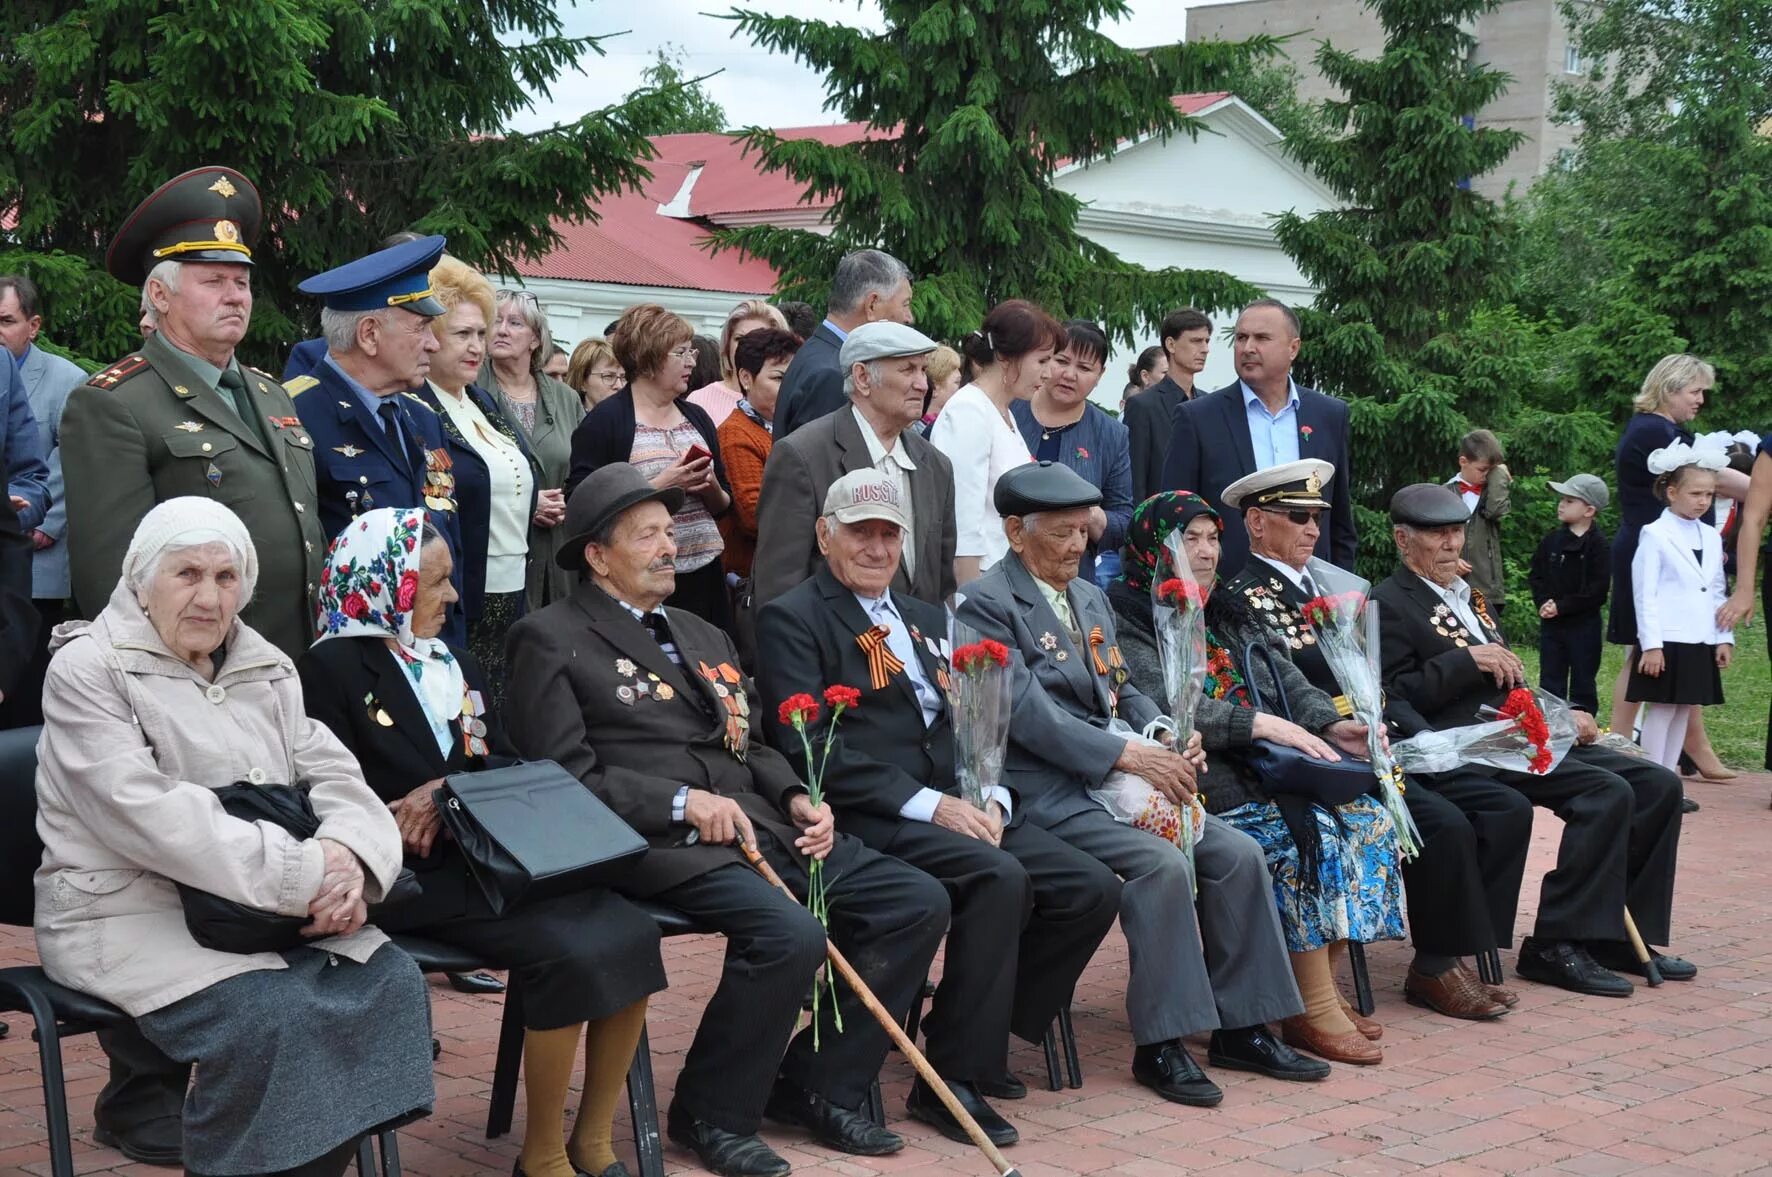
[1390,483,1471,526]
[994,461,1103,517]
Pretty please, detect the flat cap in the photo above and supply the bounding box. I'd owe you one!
[299,234,449,317]
[1222,458,1335,511]
[108,166,261,286]
[1390,482,1471,527]
[1548,473,1609,511]
[994,461,1102,518]
[823,468,910,529]
[839,321,939,369]
[556,463,684,570]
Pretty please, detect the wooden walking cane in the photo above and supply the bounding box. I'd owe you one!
[738,842,1023,1177]
[1622,907,1663,987]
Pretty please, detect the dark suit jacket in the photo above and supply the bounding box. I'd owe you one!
[1123,375,1192,504]
[755,568,957,844]
[503,581,806,896]
[297,637,511,927]
[771,323,845,438]
[1371,568,1508,735]
[0,460,38,699]
[1160,380,1357,576]
[751,405,956,609]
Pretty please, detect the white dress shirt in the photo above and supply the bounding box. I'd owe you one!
[852,405,918,578]
[1251,552,1316,596]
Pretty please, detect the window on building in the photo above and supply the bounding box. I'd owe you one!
[1565,44,1584,74]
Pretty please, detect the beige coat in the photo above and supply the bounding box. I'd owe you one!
[34,582,403,1017]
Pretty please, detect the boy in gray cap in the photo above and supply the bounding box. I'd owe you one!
[1529,473,1611,714]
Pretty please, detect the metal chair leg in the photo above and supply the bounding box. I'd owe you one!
[902,976,934,1043]
[1059,1006,1083,1089]
[485,974,526,1139]
[1042,1023,1063,1092]
[626,1023,666,1177]
[1347,941,1375,1017]
[355,1136,376,1176]
[865,1079,885,1128]
[377,1130,401,1177]
[1476,947,1504,987]
[0,981,76,1177]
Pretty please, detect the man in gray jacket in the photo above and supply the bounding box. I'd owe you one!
[956,461,1323,1111]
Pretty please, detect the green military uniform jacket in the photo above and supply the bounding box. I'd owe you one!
[61,330,325,658]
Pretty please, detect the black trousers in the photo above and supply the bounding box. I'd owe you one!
[1403,770,1535,956]
[1493,743,1682,945]
[1762,570,1772,771]
[1539,613,1604,716]
[0,598,67,729]
[94,1021,189,1136]
[656,830,948,1135]
[863,817,1120,1080]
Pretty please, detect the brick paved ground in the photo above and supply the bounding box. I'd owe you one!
[2,774,1769,1177]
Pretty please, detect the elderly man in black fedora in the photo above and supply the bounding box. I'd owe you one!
[504,462,950,1177]
[755,467,1121,1148]
[1374,483,1689,999]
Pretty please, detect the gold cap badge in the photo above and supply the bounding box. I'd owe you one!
[214,219,240,243]
[1305,472,1322,496]
[209,176,238,199]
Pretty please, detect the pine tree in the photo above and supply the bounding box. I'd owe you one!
[0,0,691,367]
[707,1,1279,344]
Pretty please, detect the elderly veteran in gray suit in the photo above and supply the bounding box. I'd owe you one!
[956,462,1321,1110]
[752,321,956,609]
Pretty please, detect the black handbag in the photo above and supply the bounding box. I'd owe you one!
[433,759,648,917]
[1239,642,1376,807]
[178,782,421,954]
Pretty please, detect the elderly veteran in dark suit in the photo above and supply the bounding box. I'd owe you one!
[1374,483,1690,998]
[504,463,949,1177]
[956,461,1321,1110]
[755,468,1120,1148]
[753,321,956,609]
[1221,461,1526,1021]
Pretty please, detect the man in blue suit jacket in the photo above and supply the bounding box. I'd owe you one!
[1161,299,1356,576]
[772,248,915,437]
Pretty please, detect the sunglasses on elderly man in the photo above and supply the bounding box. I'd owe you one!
[1261,507,1323,526]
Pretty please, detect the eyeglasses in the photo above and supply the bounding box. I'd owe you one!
[669,346,697,361]
[1263,507,1323,526]
[497,289,538,306]
[593,370,625,386]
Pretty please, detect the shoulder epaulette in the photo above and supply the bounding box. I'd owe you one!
[86,354,149,390]
[400,391,440,418]
[283,374,320,396]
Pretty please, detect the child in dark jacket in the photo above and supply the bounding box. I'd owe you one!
[1530,473,1612,714]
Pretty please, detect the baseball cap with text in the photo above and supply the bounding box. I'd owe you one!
[822,468,910,529]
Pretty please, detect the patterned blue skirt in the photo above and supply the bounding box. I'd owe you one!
[1219,795,1405,952]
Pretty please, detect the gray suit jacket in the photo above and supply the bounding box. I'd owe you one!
[955,552,1162,828]
[751,404,957,609]
[20,345,83,598]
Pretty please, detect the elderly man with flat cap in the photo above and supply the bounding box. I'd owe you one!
[957,461,1323,1109]
[752,320,956,610]
[756,468,1121,1147]
[505,463,950,1177]
[1374,483,1689,998]
[1222,461,1530,1020]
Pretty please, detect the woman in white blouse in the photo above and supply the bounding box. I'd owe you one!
[930,299,1064,585]
[415,256,541,707]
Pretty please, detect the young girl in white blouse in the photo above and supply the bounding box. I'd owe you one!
[1629,442,1734,770]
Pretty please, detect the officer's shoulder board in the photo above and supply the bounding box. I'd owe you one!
[85,354,150,390]
[243,365,284,397]
[283,374,320,397]
[399,391,441,419]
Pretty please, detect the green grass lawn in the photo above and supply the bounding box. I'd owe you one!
[1514,640,1769,771]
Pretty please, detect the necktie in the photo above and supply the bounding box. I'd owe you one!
[640,611,683,666]
[217,369,264,446]
[377,400,409,470]
[1299,573,1317,599]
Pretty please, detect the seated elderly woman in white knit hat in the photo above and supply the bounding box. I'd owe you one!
[33,497,434,1177]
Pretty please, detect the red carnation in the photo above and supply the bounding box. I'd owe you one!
[824,684,862,711]
[342,592,369,620]
[395,569,419,612]
[778,693,820,728]
[980,639,1010,667]
[1157,577,1204,607]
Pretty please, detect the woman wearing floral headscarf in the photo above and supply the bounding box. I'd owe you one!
[299,509,666,1177]
[1107,492,1404,1066]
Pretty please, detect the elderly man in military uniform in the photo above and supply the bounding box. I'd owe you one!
[1374,483,1689,998]
[62,166,324,661]
[287,234,465,644]
[957,461,1323,1111]
[1221,460,1529,1020]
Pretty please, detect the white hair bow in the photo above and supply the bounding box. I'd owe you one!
[1647,440,1728,475]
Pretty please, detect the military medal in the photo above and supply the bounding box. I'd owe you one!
[334,445,364,458]
[1056,650,1068,661]
[206,462,222,487]
[617,685,635,705]
[1039,632,1058,650]
[656,683,675,701]
[615,658,636,678]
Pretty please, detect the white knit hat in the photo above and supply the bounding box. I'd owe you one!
[121,496,259,599]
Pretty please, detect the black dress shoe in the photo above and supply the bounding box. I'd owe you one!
[1208,1025,1331,1082]
[1681,796,1700,813]
[93,1116,183,1166]
[666,1103,791,1177]
[1514,937,1634,997]
[906,1076,1019,1146]
[763,1079,903,1156]
[1588,940,1699,981]
[976,1070,1027,1100]
[1131,1040,1224,1106]
[448,970,507,994]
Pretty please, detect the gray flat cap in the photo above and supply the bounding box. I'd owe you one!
[1548,473,1609,510]
[994,461,1103,517]
[1390,482,1470,527]
[839,320,939,368]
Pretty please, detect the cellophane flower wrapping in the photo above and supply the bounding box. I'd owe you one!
[1297,558,1423,859]
[947,620,1013,811]
[1391,687,1577,776]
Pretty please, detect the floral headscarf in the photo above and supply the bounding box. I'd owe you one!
[313,508,466,752]
[1118,490,1223,593]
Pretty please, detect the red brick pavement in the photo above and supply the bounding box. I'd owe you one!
[2,775,1769,1176]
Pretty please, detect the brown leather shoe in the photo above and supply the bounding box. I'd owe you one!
[1336,993,1383,1041]
[1280,1015,1382,1065]
[1458,960,1520,1008]
[1404,966,1508,1020]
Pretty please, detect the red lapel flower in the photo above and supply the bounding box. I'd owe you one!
[1301,425,1314,441]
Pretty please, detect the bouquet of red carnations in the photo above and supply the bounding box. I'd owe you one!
[947,621,1013,812]
[1391,686,1576,777]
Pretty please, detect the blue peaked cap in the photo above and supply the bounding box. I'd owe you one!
[298,234,449,316]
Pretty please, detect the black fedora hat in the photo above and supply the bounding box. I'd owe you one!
[556,463,686,570]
